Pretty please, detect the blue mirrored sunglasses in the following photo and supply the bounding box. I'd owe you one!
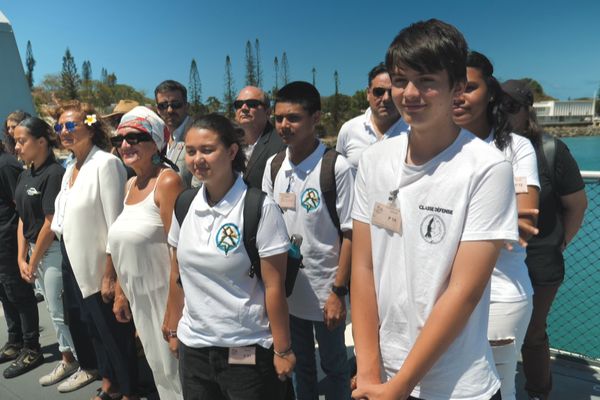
[54,121,78,134]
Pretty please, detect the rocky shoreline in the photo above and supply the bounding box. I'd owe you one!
[545,125,600,137]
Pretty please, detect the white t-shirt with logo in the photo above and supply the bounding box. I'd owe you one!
[262,141,354,321]
[168,174,290,349]
[336,108,408,175]
[352,130,518,400]
[485,132,538,302]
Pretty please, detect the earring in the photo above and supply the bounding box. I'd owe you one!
[151,153,161,165]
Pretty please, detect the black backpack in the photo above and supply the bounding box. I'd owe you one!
[269,147,342,238]
[174,186,302,296]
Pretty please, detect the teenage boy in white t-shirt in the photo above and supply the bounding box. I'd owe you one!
[351,19,518,400]
[262,81,354,400]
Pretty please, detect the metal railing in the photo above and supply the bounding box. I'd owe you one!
[548,171,600,361]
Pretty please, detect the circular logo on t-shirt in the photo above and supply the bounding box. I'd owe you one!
[215,223,241,255]
[301,188,320,212]
[420,214,445,244]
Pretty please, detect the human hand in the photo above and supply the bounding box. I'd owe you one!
[19,260,35,283]
[273,351,295,381]
[101,275,116,303]
[168,337,179,359]
[323,292,346,331]
[512,208,539,249]
[112,295,131,323]
[352,381,408,400]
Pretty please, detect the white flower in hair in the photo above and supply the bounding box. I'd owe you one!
[84,114,97,126]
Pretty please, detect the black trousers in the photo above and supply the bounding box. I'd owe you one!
[60,239,138,395]
[179,343,290,400]
[0,271,39,348]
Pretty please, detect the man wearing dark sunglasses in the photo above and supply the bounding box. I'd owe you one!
[154,80,197,188]
[336,63,407,175]
[235,86,285,189]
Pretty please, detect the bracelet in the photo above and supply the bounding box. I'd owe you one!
[274,347,293,358]
[167,329,177,339]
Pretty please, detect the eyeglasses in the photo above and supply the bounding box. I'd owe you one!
[157,101,185,111]
[233,99,264,110]
[371,87,392,98]
[54,121,78,134]
[110,132,153,147]
[502,98,523,114]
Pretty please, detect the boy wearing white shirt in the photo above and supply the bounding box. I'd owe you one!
[351,19,518,400]
[262,81,354,400]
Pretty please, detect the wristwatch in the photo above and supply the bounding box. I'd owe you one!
[331,284,349,297]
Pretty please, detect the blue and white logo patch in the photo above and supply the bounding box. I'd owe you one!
[301,188,320,212]
[215,223,241,255]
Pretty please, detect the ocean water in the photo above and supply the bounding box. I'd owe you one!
[547,135,600,359]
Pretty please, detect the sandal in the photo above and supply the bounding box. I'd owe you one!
[92,389,123,400]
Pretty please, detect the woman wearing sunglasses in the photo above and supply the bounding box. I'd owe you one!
[163,114,295,400]
[107,106,184,399]
[12,117,79,383]
[51,101,139,400]
[453,51,539,400]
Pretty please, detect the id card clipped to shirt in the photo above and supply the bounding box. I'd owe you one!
[372,189,402,234]
[514,176,528,194]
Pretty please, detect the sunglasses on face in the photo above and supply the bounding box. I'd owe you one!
[156,101,185,111]
[110,132,153,147]
[371,87,392,98]
[54,121,78,134]
[233,99,264,110]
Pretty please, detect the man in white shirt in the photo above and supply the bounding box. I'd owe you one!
[336,63,407,175]
[262,81,353,400]
[235,86,285,189]
[351,19,517,400]
[154,80,196,187]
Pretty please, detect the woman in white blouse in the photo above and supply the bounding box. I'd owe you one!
[51,101,139,400]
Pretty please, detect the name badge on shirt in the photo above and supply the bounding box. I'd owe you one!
[514,176,528,194]
[279,192,296,210]
[228,346,256,365]
[372,202,402,234]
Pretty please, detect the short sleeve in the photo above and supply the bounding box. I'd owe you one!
[334,156,355,231]
[167,210,181,248]
[336,124,348,156]
[461,160,518,242]
[41,168,65,215]
[261,154,276,198]
[0,160,22,202]
[256,197,290,258]
[351,153,370,224]
[98,156,127,228]
[555,140,585,196]
[510,135,540,189]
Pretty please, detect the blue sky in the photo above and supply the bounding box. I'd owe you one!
[2,0,599,100]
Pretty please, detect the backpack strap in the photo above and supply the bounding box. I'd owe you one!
[174,187,200,226]
[320,147,342,238]
[541,133,557,191]
[269,150,287,187]
[243,187,267,280]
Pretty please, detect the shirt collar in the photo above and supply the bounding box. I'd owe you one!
[194,174,246,216]
[172,116,191,142]
[364,107,406,139]
[30,152,56,175]
[282,140,326,176]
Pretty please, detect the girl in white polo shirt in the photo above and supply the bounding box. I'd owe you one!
[163,114,295,400]
[453,52,539,400]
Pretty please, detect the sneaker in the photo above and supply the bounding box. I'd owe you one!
[39,360,79,386]
[2,347,44,378]
[57,367,98,393]
[0,342,23,364]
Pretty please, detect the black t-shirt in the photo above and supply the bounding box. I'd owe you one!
[15,155,65,243]
[0,151,24,272]
[526,137,585,285]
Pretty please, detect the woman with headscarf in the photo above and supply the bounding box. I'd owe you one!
[108,106,184,399]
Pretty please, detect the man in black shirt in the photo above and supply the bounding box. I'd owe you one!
[0,146,42,378]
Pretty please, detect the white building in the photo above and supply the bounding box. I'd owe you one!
[534,100,594,125]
